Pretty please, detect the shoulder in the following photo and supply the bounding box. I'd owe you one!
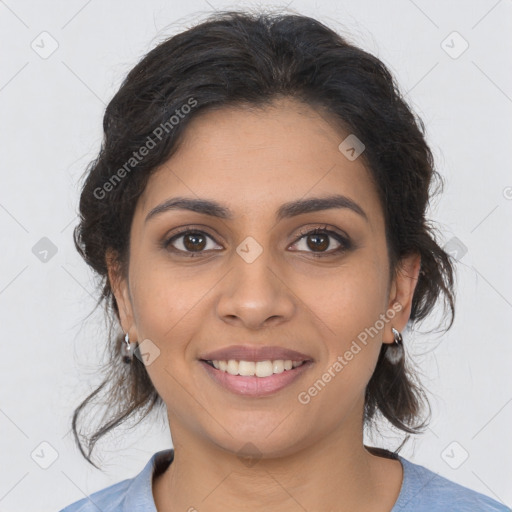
[58,478,132,512]
[58,449,174,512]
[393,456,510,512]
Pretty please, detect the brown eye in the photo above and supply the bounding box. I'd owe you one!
[182,232,207,252]
[164,230,221,255]
[289,227,351,256]
[305,232,330,252]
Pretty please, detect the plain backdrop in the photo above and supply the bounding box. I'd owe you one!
[0,0,511,510]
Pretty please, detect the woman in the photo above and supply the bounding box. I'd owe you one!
[59,10,509,512]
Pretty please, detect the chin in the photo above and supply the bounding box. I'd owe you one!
[204,420,310,461]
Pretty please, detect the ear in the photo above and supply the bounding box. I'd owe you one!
[106,248,138,341]
[383,252,421,344]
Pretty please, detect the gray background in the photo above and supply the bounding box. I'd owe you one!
[0,0,511,510]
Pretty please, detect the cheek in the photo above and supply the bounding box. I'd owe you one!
[128,264,206,410]
[128,258,221,387]
[300,256,388,389]
[304,256,388,341]
[128,271,181,370]
[129,251,206,335]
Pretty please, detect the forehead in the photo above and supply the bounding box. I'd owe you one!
[136,98,382,226]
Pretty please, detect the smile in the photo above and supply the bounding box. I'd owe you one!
[204,359,306,377]
[200,359,313,396]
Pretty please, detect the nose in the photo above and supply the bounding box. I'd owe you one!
[215,249,296,330]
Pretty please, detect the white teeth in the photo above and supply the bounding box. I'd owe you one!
[208,359,306,377]
[273,360,284,374]
[227,360,239,375]
[255,360,273,377]
[238,360,256,376]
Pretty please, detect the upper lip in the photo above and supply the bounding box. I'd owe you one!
[199,345,313,362]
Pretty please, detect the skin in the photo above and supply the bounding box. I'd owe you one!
[107,97,421,512]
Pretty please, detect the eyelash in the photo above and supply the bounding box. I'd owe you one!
[162,225,351,258]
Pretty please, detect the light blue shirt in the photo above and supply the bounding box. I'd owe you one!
[59,449,510,511]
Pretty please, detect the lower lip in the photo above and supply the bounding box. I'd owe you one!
[200,360,313,397]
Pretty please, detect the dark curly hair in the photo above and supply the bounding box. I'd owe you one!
[71,10,456,469]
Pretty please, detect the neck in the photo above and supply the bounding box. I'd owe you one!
[153,413,403,512]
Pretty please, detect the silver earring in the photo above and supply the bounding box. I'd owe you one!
[121,333,136,364]
[385,327,404,364]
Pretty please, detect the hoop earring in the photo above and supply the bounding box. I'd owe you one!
[121,333,136,364]
[385,327,404,364]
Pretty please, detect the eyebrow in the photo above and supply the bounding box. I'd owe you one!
[144,194,368,224]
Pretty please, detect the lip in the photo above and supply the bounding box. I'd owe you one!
[198,345,313,363]
[200,359,313,397]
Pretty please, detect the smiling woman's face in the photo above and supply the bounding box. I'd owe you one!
[109,97,419,458]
